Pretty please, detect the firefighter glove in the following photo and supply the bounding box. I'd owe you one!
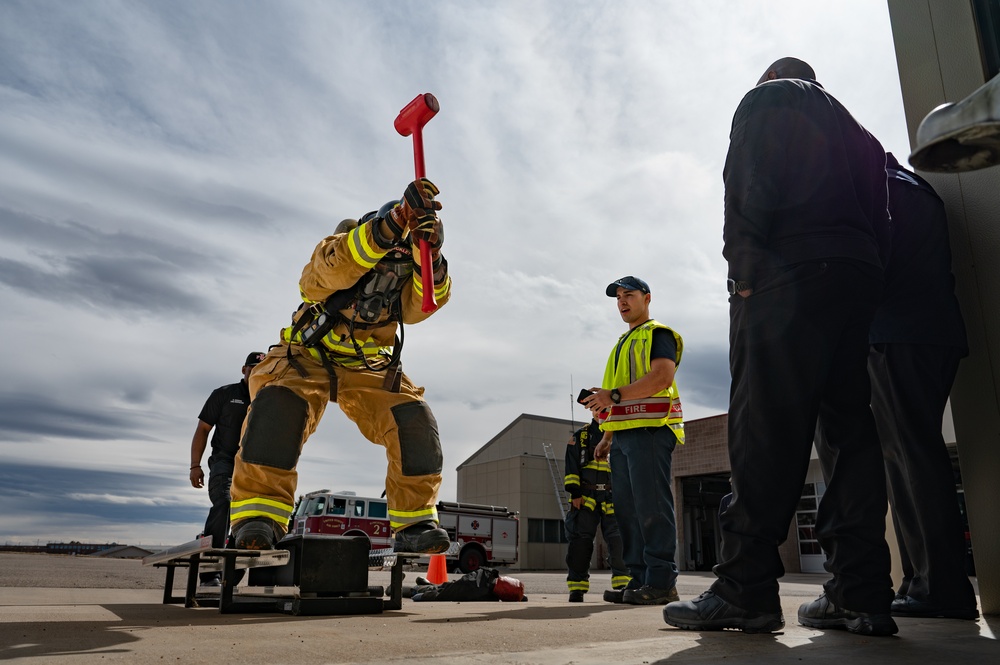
[390,178,441,238]
[411,217,444,255]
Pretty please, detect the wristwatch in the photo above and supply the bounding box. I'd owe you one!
[727,278,753,295]
[610,388,622,404]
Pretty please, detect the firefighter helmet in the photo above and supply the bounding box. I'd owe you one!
[492,575,525,602]
[334,218,358,235]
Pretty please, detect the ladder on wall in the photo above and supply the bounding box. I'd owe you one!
[541,442,567,520]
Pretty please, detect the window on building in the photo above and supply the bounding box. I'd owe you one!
[527,518,567,543]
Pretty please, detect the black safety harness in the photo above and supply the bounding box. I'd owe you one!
[285,247,413,399]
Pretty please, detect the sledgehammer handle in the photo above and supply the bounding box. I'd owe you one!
[394,93,440,313]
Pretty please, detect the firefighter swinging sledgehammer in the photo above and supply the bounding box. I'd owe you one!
[228,176,452,555]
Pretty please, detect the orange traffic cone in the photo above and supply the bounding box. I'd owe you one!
[426,554,448,585]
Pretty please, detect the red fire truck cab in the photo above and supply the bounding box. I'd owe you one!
[289,490,519,574]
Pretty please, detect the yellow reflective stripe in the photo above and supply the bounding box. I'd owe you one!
[320,333,385,357]
[412,272,451,299]
[565,474,580,484]
[582,496,597,511]
[583,461,611,472]
[347,225,385,269]
[388,506,439,530]
[280,340,386,369]
[628,336,639,383]
[567,581,590,591]
[670,421,686,445]
[602,501,614,515]
[230,497,293,522]
[611,575,632,588]
[434,275,451,299]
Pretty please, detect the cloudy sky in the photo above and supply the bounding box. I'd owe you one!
[0,0,913,546]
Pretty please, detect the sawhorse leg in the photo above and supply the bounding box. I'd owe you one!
[384,556,405,611]
[219,552,238,613]
[184,553,201,608]
[162,563,177,604]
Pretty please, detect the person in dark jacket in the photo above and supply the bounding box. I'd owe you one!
[189,351,264,584]
[664,57,896,636]
[563,418,629,602]
[866,154,977,620]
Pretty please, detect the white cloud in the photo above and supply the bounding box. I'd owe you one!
[0,0,911,543]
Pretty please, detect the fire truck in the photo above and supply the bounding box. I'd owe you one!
[289,490,519,573]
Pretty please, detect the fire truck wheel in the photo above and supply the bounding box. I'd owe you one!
[458,546,485,574]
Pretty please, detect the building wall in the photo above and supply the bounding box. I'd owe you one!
[887,0,1000,612]
[457,414,578,570]
[457,413,813,573]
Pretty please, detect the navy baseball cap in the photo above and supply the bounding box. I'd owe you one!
[606,276,651,297]
[244,352,265,367]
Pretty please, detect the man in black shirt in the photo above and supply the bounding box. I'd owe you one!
[868,154,977,620]
[189,351,264,584]
[664,57,896,636]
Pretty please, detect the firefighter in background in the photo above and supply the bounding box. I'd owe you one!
[564,417,630,602]
[229,178,452,555]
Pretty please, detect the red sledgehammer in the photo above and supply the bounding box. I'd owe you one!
[394,93,440,313]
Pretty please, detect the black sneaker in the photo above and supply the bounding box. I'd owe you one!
[663,590,785,633]
[569,590,585,603]
[603,588,628,603]
[890,594,979,620]
[233,518,281,550]
[199,574,222,587]
[393,520,451,554]
[798,593,898,636]
[623,585,680,605]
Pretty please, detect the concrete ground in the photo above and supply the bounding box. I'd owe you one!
[0,552,997,664]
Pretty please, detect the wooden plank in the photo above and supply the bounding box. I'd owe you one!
[142,536,212,566]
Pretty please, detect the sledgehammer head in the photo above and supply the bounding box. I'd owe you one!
[394,93,439,137]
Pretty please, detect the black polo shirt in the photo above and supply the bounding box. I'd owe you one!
[197,380,251,461]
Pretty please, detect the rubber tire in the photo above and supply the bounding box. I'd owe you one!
[458,546,485,574]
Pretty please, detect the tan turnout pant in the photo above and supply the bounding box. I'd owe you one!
[230,344,443,534]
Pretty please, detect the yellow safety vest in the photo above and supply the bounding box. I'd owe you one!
[600,320,685,443]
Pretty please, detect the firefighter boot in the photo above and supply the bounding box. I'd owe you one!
[569,590,585,602]
[233,518,282,550]
[394,520,451,554]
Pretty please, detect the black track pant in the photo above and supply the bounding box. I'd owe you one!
[869,343,976,609]
[713,260,893,614]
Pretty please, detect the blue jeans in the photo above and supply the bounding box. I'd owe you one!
[609,426,679,590]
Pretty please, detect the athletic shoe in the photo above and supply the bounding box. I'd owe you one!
[798,593,898,636]
[890,594,979,620]
[199,574,222,587]
[623,585,680,605]
[663,590,785,633]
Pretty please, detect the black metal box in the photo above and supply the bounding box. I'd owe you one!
[249,534,369,595]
